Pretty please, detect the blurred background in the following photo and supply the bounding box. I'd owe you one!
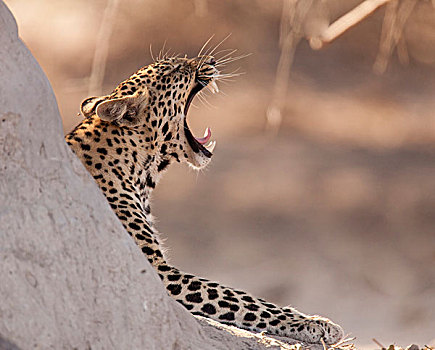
[5,0,435,347]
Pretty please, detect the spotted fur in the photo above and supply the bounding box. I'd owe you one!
[66,55,344,344]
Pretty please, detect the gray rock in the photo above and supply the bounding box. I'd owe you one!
[0,335,21,350]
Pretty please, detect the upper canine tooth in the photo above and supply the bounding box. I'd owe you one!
[208,81,219,94]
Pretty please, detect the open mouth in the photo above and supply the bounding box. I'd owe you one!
[184,79,218,158]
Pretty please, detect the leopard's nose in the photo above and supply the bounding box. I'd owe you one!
[196,55,216,66]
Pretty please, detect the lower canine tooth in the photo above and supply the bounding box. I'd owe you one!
[205,140,216,153]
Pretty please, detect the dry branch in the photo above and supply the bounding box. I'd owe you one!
[310,0,392,50]
[373,0,399,73]
[88,0,119,96]
[374,0,418,74]
[266,0,313,133]
[396,34,409,65]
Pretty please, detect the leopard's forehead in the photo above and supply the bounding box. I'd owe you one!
[109,57,195,99]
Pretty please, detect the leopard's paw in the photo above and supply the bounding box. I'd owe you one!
[277,310,344,345]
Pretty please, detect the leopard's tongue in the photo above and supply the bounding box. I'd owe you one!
[194,127,216,153]
[195,127,211,145]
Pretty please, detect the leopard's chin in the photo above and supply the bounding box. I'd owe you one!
[182,79,218,169]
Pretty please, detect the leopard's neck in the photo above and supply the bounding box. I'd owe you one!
[66,116,175,230]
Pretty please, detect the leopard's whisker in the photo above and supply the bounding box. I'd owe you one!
[214,77,237,84]
[215,80,231,87]
[197,36,217,70]
[217,66,242,75]
[196,79,208,87]
[199,67,244,79]
[205,33,232,59]
[219,89,229,97]
[216,68,245,77]
[216,52,252,66]
[196,92,208,108]
[197,90,217,109]
[215,48,238,60]
[213,48,237,58]
[214,59,246,68]
[198,34,215,57]
[208,71,245,80]
[216,55,251,67]
[149,44,155,62]
[158,40,167,61]
[163,48,171,60]
[214,49,238,64]
[198,34,232,71]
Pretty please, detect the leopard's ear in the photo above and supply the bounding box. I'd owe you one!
[95,92,148,127]
[80,96,108,118]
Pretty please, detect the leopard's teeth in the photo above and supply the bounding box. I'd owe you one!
[208,81,219,94]
[205,140,216,153]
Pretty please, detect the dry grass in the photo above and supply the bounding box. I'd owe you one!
[372,339,435,350]
[322,337,357,350]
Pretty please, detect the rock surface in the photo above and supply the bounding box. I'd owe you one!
[0,2,309,349]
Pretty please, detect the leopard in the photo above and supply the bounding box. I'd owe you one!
[65,53,345,345]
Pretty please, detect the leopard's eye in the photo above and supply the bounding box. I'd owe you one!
[162,64,181,77]
[170,64,181,73]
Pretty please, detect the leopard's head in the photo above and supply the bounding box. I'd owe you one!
[81,55,220,170]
